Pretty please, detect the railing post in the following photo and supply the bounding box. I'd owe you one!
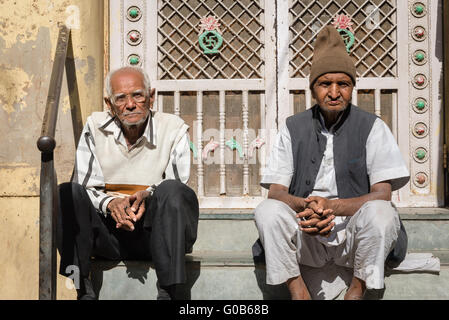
[37,25,70,300]
[38,152,57,300]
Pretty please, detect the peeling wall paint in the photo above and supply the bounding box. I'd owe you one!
[0,166,39,196]
[84,55,97,86]
[0,0,64,50]
[0,66,33,114]
[0,0,104,175]
[61,95,71,114]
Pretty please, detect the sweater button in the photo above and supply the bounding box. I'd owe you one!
[306,180,311,185]
[311,158,316,163]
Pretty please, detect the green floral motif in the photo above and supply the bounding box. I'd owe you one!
[129,9,139,18]
[416,149,426,160]
[415,5,424,14]
[189,141,198,159]
[225,138,244,158]
[415,53,425,62]
[416,100,426,110]
[129,56,139,65]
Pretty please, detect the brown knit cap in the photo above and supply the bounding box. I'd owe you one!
[309,25,356,89]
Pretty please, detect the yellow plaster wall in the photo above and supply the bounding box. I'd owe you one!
[0,197,77,299]
[0,0,105,299]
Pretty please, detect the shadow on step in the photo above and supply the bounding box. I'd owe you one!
[253,263,291,299]
[90,259,201,300]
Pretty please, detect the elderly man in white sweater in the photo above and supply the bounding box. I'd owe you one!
[57,66,199,300]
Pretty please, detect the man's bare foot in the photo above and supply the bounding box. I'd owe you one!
[344,276,366,300]
[287,276,312,300]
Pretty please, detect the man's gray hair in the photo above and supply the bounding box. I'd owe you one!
[104,66,151,98]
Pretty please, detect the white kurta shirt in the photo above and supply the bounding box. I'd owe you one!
[261,116,410,246]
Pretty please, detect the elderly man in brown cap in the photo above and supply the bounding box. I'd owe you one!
[254,26,409,300]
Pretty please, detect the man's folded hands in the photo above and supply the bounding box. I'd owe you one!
[107,190,151,231]
[297,197,335,237]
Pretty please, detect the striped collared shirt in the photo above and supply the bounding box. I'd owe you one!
[72,111,191,216]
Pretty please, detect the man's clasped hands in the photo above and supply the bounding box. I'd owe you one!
[297,196,336,237]
[107,190,151,231]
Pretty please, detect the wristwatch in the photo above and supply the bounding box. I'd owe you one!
[147,184,156,196]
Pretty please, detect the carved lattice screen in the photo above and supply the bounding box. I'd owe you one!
[289,0,398,78]
[157,0,265,80]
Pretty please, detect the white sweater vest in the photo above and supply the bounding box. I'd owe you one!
[87,111,188,193]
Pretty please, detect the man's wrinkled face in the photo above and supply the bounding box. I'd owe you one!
[312,73,354,114]
[106,70,152,127]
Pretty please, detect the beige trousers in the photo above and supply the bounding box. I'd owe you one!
[254,199,401,293]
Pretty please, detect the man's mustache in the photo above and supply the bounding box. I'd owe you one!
[324,98,344,103]
[122,111,144,116]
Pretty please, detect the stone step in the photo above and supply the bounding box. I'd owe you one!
[91,250,449,300]
[195,209,449,252]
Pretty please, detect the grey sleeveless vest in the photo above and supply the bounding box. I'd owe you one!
[286,104,376,199]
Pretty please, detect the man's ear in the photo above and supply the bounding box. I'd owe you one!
[105,97,114,114]
[148,88,156,109]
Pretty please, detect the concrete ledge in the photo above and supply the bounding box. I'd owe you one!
[381,268,449,300]
[194,219,449,252]
[403,221,449,251]
[93,249,449,269]
[199,207,449,221]
[397,207,449,216]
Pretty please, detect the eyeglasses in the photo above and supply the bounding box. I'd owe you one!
[112,90,146,106]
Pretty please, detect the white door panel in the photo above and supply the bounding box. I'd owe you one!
[108,0,444,207]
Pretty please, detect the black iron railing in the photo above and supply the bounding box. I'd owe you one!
[36,24,81,300]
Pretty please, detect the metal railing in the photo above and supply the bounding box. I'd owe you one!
[36,24,80,300]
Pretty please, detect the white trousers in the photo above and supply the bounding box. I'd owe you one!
[254,199,401,297]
